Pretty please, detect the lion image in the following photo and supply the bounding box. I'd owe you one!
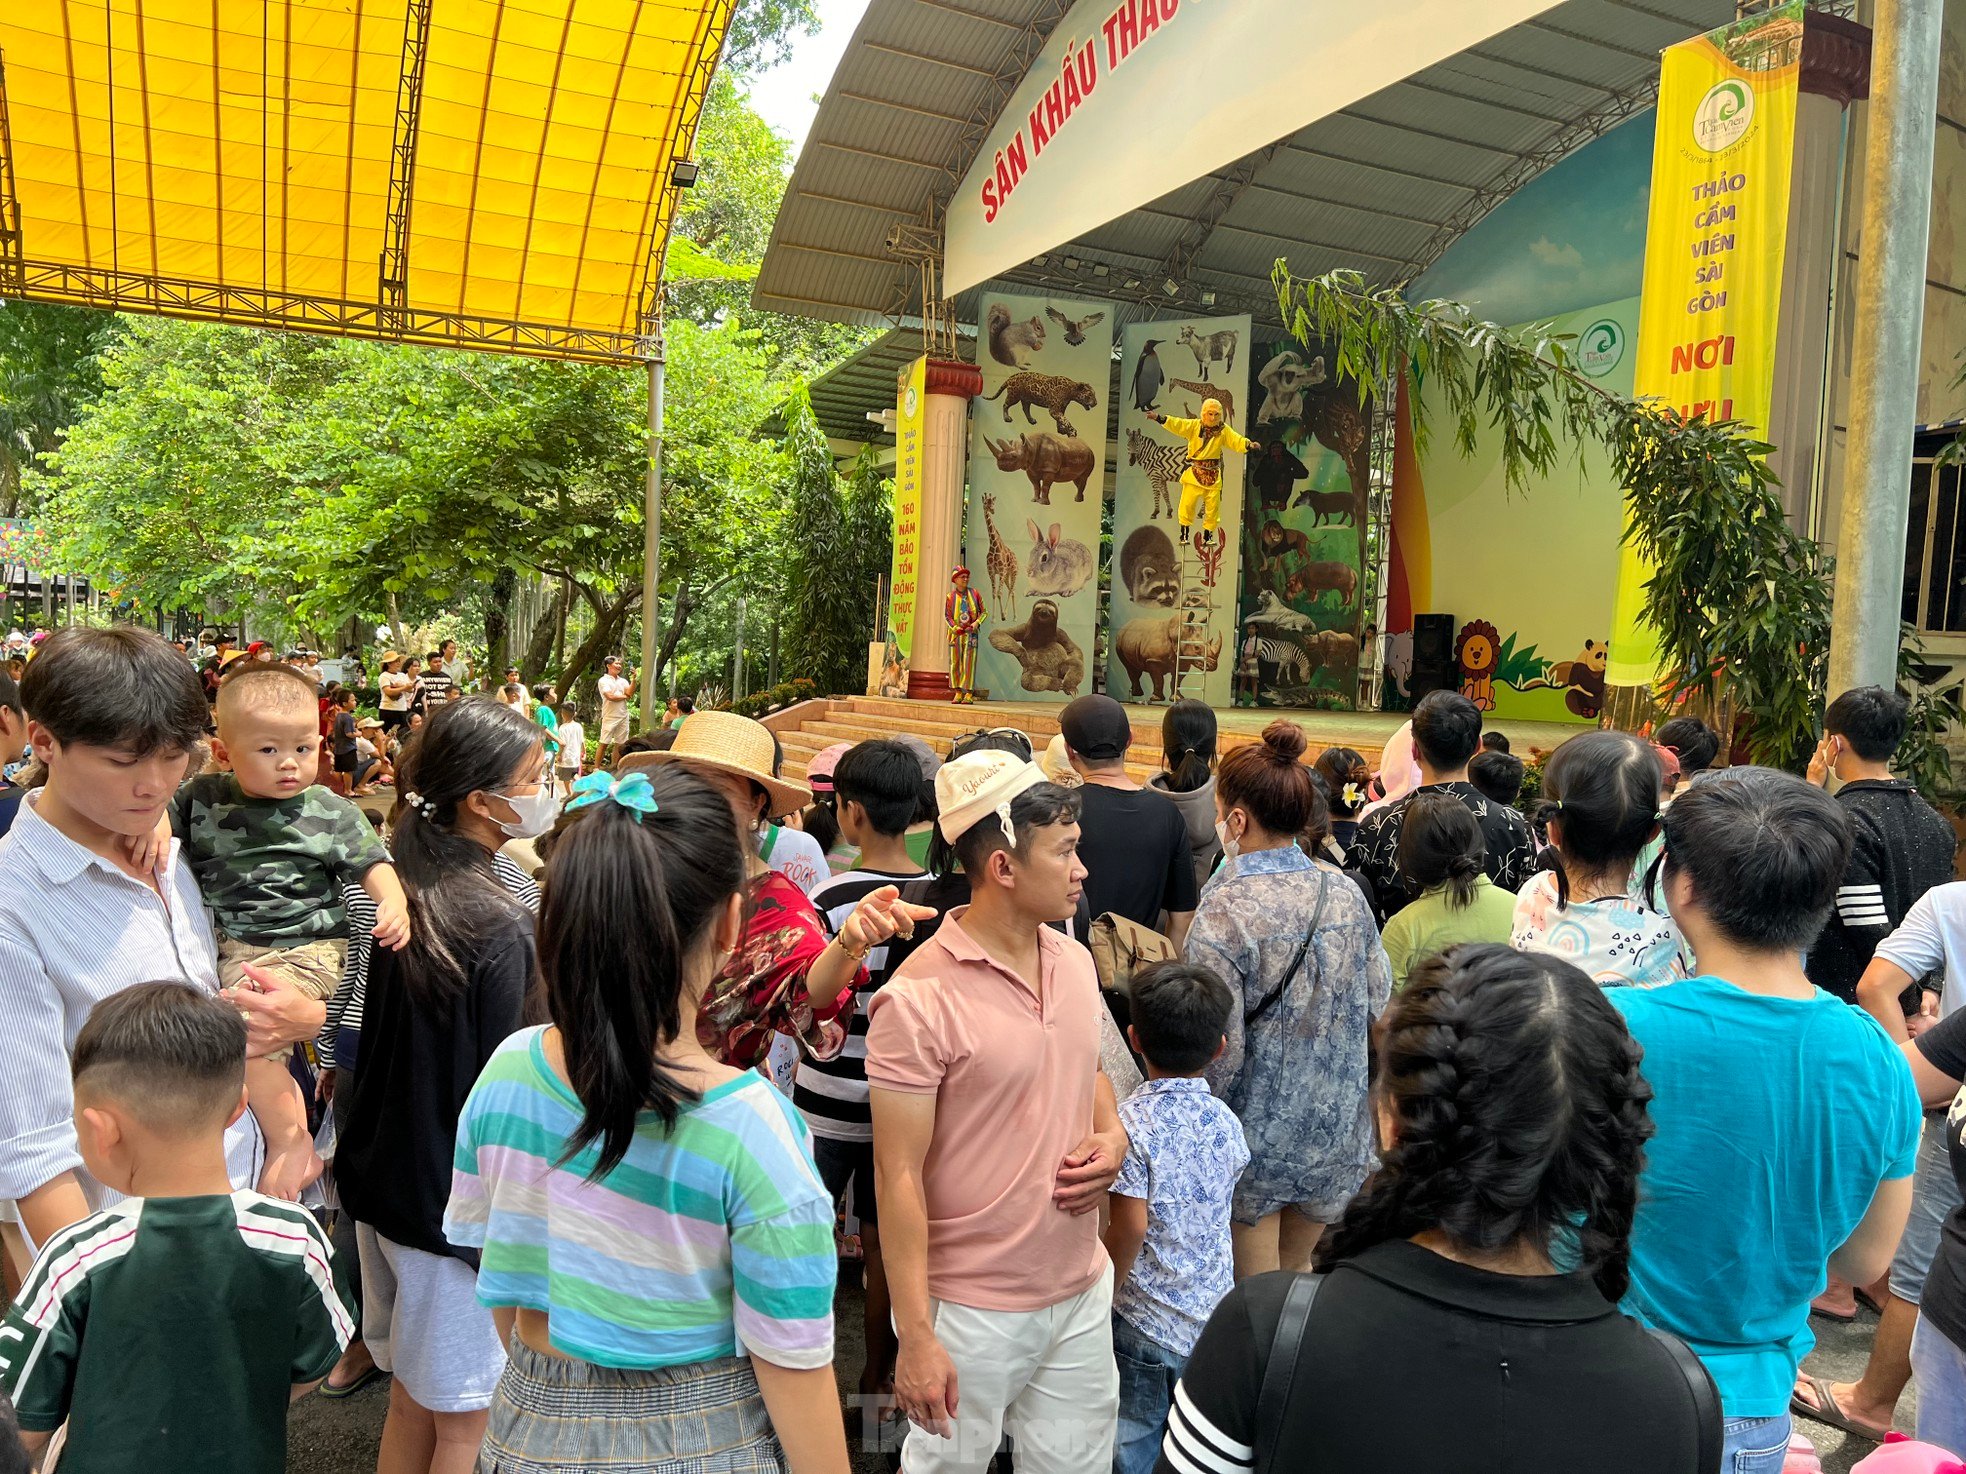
[1455,619,1501,713]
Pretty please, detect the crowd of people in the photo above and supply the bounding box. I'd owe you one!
[0,626,1960,1474]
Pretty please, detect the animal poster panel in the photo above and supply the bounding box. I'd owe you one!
[1105,315,1251,706]
[1234,335,1375,709]
[966,292,1114,704]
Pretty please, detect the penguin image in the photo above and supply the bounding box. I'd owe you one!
[1131,340,1164,412]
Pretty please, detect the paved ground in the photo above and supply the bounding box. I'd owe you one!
[286,1273,1908,1473]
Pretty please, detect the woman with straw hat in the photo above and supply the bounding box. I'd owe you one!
[649,712,936,1095]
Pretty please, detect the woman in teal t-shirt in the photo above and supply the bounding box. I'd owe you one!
[1380,790,1517,987]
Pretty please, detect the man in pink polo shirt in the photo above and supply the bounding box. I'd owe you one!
[869,749,1129,1474]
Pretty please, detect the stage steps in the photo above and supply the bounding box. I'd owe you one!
[772,695,1388,787]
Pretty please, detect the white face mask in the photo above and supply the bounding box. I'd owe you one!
[1214,816,1240,861]
[491,781,558,840]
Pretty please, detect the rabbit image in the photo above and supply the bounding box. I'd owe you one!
[1026,519,1093,598]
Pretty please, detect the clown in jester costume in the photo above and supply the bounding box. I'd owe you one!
[944,566,986,704]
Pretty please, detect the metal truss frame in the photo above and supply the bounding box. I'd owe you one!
[378,0,434,337]
[635,0,738,346]
[5,259,648,362]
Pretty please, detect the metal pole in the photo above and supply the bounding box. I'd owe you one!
[1826,0,1945,695]
[731,596,747,701]
[638,325,665,734]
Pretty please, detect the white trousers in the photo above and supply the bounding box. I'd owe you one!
[903,1262,1119,1474]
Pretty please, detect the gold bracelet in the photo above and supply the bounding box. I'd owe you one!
[837,935,871,963]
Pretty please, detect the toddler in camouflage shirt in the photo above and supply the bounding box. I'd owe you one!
[167,662,409,1199]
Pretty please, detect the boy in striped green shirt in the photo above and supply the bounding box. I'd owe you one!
[0,983,353,1474]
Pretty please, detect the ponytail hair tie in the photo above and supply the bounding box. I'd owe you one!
[403,790,440,820]
[566,769,659,821]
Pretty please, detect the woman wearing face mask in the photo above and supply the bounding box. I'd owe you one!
[1185,720,1393,1280]
[336,697,552,1474]
[650,712,933,1097]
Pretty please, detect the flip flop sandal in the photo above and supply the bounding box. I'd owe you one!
[1789,1373,1886,1443]
[1855,1286,1888,1317]
[1809,1293,1857,1323]
[318,1364,390,1400]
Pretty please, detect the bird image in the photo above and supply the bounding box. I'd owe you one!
[1131,340,1164,412]
[1045,305,1106,347]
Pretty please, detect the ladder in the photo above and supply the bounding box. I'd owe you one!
[1170,529,1226,700]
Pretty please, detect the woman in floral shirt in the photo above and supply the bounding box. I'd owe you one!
[1186,721,1392,1280]
[647,712,932,1092]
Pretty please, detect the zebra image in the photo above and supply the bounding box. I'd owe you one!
[1127,428,1186,521]
[1241,632,1312,685]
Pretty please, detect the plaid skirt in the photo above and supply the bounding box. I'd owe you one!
[478,1337,786,1474]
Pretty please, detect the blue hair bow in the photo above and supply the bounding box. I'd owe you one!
[565,769,660,820]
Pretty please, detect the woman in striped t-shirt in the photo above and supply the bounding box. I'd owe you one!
[445,765,850,1474]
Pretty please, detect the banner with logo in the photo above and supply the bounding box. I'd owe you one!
[1102,315,1249,707]
[964,292,1112,703]
[1606,2,1803,692]
[943,0,1561,295]
[879,356,927,697]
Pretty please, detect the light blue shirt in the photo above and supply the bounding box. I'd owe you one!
[1612,976,1920,1417]
[1111,1076,1248,1357]
[0,791,260,1222]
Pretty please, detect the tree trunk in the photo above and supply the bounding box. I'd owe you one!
[552,577,570,673]
[485,566,517,679]
[560,588,640,714]
[385,590,407,655]
[518,581,569,689]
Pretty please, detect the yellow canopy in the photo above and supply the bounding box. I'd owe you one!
[0,0,731,362]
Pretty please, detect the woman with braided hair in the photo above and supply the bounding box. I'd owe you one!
[1159,944,1722,1474]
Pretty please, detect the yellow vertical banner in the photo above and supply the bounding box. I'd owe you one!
[1606,2,1804,691]
[876,361,927,699]
[888,356,929,668]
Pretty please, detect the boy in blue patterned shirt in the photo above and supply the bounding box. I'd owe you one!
[1103,960,1248,1474]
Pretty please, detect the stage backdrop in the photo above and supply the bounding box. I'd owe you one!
[1105,315,1249,707]
[964,291,1111,703]
[941,0,1558,294]
[1384,115,1656,719]
[1390,297,1639,724]
[1233,335,1373,709]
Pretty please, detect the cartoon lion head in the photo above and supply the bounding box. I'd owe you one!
[1455,620,1501,680]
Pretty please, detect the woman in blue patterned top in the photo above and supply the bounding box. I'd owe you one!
[1185,721,1392,1279]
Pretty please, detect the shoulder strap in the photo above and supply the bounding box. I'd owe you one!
[1645,1327,1722,1474]
[1255,1272,1324,1472]
[1246,869,1327,1028]
[899,874,937,908]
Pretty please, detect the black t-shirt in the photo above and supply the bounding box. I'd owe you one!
[1158,1243,1715,1474]
[331,710,358,758]
[411,671,457,712]
[338,904,535,1262]
[1916,1011,1966,1349]
[1075,783,1200,929]
[1806,780,1957,1003]
[1347,781,1536,919]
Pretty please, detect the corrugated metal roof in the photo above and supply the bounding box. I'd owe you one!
[753,0,1739,338]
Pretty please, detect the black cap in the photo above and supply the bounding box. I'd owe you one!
[1060,694,1132,762]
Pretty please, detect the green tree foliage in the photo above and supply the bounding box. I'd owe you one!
[780,385,876,694]
[0,302,120,517]
[1273,265,1834,770]
[723,0,820,74]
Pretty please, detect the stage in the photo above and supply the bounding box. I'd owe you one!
[773,695,1589,783]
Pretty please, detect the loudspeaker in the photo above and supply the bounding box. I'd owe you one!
[1409,613,1456,700]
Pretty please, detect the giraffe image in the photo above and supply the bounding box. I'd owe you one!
[983,491,1018,615]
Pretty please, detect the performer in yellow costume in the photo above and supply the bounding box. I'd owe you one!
[1145,398,1254,542]
[944,566,986,704]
